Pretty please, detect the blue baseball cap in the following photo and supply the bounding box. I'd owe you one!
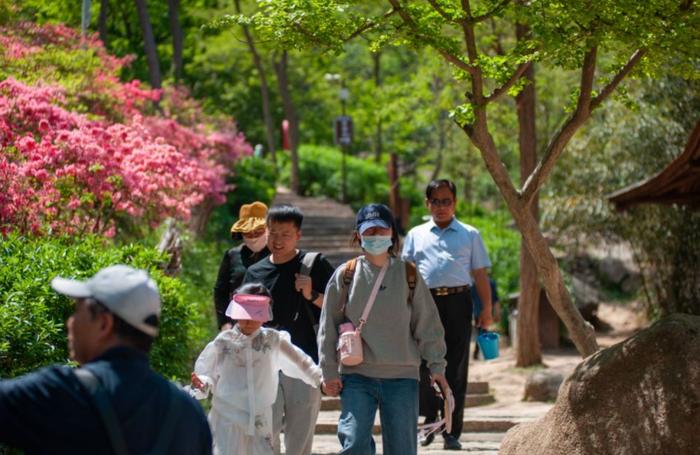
[356,203,395,234]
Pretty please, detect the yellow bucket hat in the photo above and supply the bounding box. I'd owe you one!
[231,202,268,234]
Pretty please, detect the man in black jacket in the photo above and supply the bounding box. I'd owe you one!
[213,201,271,329]
[0,265,212,455]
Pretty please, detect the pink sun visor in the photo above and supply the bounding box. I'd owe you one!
[225,294,272,322]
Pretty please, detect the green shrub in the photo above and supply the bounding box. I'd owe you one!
[0,234,199,380]
[280,145,390,210]
[230,155,278,212]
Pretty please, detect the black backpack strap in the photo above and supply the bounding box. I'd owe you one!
[74,368,131,455]
[297,252,321,327]
[148,384,184,455]
[299,251,320,276]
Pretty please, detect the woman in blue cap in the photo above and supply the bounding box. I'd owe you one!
[318,203,450,455]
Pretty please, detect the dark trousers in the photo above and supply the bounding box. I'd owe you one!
[419,290,472,439]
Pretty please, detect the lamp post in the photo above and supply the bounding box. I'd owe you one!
[325,73,352,203]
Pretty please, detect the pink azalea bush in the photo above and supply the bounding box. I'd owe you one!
[0,22,252,237]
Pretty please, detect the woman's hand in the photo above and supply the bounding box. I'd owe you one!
[191,372,205,390]
[430,373,450,396]
[322,378,343,397]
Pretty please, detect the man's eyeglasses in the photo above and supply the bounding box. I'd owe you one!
[429,198,454,207]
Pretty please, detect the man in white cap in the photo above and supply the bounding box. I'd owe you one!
[0,265,212,455]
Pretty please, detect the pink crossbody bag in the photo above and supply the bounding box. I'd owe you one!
[337,261,388,366]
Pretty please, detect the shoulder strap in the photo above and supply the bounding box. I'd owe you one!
[405,260,417,305]
[339,257,359,313]
[357,261,389,332]
[148,384,184,455]
[74,368,131,455]
[299,251,320,275]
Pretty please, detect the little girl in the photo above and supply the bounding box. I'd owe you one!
[190,283,323,455]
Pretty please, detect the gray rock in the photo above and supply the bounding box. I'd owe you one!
[598,256,629,285]
[571,276,600,321]
[571,276,599,307]
[621,274,642,294]
[500,313,700,455]
[523,371,564,402]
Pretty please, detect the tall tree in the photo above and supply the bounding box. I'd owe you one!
[98,0,108,45]
[515,17,542,366]
[274,50,300,192]
[134,0,161,89]
[233,0,699,358]
[168,0,184,81]
[234,0,277,161]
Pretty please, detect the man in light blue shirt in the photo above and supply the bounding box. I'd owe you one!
[402,179,493,450]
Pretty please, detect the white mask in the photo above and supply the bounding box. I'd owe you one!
[243,232,268,253]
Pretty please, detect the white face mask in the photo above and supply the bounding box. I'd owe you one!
[360,235,393,255]
[243,232,268,252]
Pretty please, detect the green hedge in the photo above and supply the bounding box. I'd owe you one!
[280,145,390,210]
[0,234,199,379]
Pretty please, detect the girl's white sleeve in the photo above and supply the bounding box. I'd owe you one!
[191,340,219,398]
[277,331,322,387]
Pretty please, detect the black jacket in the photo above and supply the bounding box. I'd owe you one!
[213,244,271,328]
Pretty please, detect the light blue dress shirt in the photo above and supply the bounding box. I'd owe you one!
[402,217,491,288]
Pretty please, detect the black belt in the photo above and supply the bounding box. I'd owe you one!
[430,285,470,296]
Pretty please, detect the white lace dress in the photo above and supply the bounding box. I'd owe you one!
[192,325,322,455]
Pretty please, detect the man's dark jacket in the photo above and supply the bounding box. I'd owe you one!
[0,346,212,454]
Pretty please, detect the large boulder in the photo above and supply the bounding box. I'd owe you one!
[500,313,700,455]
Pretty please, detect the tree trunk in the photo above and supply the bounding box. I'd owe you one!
[98,0,108,46]
[234,0,276,161]
[134,0,162,89]
[515,21,542,367]
[168,0,184,81]
[465,120,599,358]
[373,52,383,163]
[274,50,300,193]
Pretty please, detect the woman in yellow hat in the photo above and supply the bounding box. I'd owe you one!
[213,202,271,330]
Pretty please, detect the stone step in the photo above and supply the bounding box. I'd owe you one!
[298,236,356,246]
[467,381,490,395]
[315,411,522,435]
[320,392,495,411]
[314,402,552,436]
[300,432,503,454]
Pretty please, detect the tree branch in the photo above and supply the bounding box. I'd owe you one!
[484,61,532,103]
[591,48,646,110]
[345,8,397,41]
[520,46,597,204]
[472,0,511,23]
[389,0,476,75]
[427,0,465,25]
[460,0,485,103]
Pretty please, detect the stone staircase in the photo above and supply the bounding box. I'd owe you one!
[272,187,360,267]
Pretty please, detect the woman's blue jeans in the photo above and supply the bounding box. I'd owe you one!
[337,374,418,455]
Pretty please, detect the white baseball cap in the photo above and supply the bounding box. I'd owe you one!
[51,265,161,337]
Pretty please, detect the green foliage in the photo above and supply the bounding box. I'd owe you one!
[544,77,700,316]
[203,155,278,244]
[280,145,390,210]
[230,155,278,212]
[0,234,200,379]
